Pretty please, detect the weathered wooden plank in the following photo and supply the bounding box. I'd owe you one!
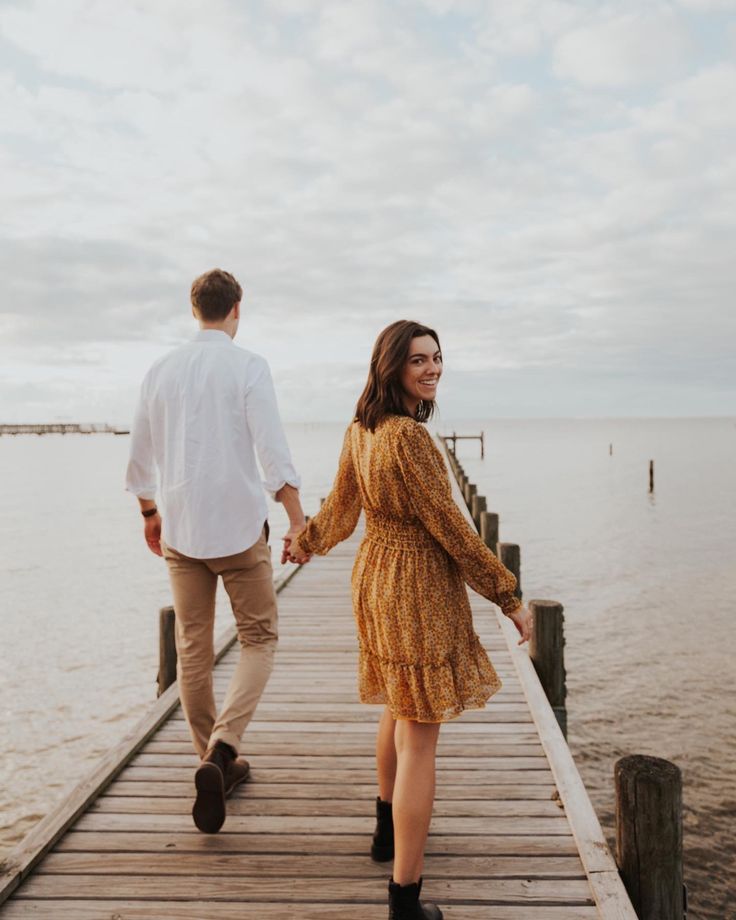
[90,796,565,818]
[130,752,549,769]
[0,901,601,919]
[72,812,573,835]
[14,875,596,904]
[152,729,544,757]
[171,709,529,723]
[54,831,582,857]
[39,852,586,878]
[119,766,555,784]
[142,739,546,756]
[207,700,531,713]
[103,781,557,799]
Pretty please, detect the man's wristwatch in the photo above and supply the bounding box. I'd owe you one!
[141,506,158,518]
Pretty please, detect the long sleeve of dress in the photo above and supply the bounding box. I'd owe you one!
[293,425,362,556]
[394,421,521,617]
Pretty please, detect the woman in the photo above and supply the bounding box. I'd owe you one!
[286,320,532,920]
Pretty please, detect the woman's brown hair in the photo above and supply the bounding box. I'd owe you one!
[355,320,441,432]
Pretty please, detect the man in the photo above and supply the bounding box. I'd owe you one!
[125,268,309,833]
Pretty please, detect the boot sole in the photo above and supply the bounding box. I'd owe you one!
[192,762,226,833]
[370,842,394,862]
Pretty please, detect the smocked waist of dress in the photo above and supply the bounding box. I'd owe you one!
[363,511,438,550]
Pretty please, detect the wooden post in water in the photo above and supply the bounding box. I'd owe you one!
[157,606,177,697]
[471,494,486,530]
[480,511,499,556]
[649,460,654,493]
[464,481,477,508]
[528,600,567,737]
[615,755,684,920]
[497,543,521,599]
[609,443,613,456]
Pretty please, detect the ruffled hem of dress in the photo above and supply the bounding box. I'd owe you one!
[357,642,503,723]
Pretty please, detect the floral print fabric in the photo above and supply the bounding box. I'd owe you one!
[294,415,521,722]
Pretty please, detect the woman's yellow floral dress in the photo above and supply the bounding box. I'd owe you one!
[293,415,522,723]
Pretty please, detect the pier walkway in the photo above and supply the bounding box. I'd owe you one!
[0,442,636,919]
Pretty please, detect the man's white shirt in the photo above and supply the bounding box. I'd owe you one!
[125,329,300,558]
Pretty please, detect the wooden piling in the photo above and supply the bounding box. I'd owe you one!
[528,600,566,737]
[471,493,486,530]
[615,755,684,920]
[464,481,477,507]
[480,511,499,556]
[156,607,177,697]
[649,460,654,493]
[498,542,521,599]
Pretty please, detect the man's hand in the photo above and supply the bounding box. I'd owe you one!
[282,525,311,565]
[144,512,163,557]
[508,604,533,645]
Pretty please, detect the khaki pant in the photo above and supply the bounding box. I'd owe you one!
[161,525,278,758]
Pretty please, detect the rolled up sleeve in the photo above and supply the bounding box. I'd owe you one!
[245,359,301,499]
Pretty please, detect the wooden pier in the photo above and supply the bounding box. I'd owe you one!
[0,438,637,919]
[0,424,129,436]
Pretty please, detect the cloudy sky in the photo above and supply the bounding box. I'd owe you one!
[1,0,734,423]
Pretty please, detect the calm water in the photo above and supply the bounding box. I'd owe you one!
[1,418,734,917]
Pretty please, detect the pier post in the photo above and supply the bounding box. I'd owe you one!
[157,606,177,697]
[615,755,684,920]
[464,481,477,508]
[498,542,521,599]
[649,460,655,493]
[479,511,499,556]
[471,494,486,530]
[528,600,567,737]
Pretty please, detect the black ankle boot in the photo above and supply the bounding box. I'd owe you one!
[371,796,394,861]
[388,877,443,919]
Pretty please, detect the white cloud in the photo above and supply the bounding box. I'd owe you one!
[553,9,692,87]
[0,0,734,421]
[676,0,736,9]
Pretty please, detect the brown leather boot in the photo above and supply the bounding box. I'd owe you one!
[193,740,236,833]
[225,757,250,797]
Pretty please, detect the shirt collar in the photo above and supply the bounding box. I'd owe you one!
[194,329,234,344]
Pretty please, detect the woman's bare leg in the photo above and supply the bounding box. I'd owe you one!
[392,719,441,884]
[376,706,397,801]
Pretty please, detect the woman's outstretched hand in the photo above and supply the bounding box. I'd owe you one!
[508,604,533,645]
[282,527,311,565]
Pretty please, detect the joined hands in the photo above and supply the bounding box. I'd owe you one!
[281,525,312,566]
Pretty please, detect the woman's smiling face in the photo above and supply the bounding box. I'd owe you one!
[401,334,443,412]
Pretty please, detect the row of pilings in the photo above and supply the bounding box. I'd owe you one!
[439,433,686,920]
